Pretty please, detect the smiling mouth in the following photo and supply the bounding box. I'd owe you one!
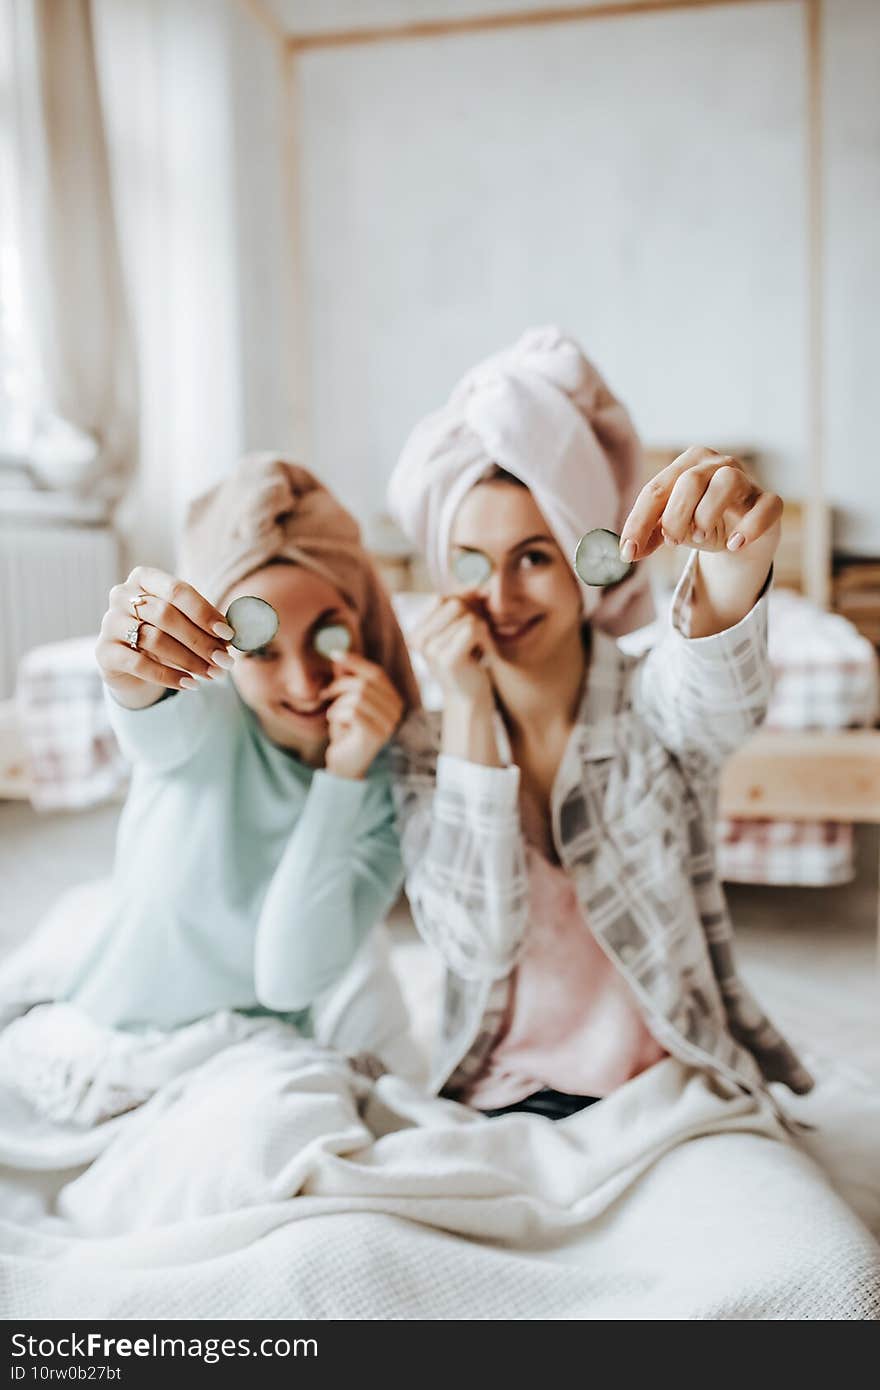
[279,698,331,720]
[490,615,543,643]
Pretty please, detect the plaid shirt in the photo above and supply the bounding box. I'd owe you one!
[392,555,815,1101]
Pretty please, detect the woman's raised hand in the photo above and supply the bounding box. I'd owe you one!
[619,448,783,564]
[409,596,494,704]
[323,652,405,780]
[96,566,236,709]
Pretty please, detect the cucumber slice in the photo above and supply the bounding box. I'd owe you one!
[573,529,633,588]
[224,595,279,652]
[452,549,492,588]
[313,623,351,660]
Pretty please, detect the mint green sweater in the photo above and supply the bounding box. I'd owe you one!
[68,680,403,1031]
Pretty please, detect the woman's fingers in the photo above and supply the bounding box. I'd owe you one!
[111,592,229,672]
[620,448,707,557]
[409,597,470,652]
[96,631,196,692]
[103,611,219,683]
[726,489,783,549]
[622,448,777,557]
[327,690,393,741]
[327,676,395,715]
[119,612,221,680]
[325,653,394,691]
[690,465,750,539]
[328,676,403,734]
[325,664,402,710]
[433,613,488,668]
[637,522,666,561]
[111,586,233,673]
[124,567,235,641]
[662,462,753,545]
[329,695,392,739]
[622,447,743,556]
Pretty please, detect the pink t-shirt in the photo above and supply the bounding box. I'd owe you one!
[464,843,666,1110]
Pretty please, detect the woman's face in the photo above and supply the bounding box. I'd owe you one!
[449,481,584,670]
[225,563,362,756]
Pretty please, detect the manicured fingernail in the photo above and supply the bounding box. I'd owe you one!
[211,649,235,669]
[692,529,705,544]
[620,539,637,563]
[213,622,235,639]
[727,532,745,551]
[180,677,199,691]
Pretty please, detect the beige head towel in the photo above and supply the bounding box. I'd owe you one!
[387,326,654,636]
[180,453,422,711]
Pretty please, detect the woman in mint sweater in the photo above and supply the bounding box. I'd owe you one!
[68,454,421,1073]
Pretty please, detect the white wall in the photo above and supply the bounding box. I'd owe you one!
[825,0,880,555]
[276,0,879,554]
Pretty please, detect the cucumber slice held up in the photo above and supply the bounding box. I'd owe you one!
[573,529,634,588]
[313,624,351,660]
[452,549,493,588]
[224,595,280,652]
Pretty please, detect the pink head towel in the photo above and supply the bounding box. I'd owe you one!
[180,453,421,712]
[387,326,653,636]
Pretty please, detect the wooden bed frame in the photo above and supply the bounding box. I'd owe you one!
[721,729,880,948]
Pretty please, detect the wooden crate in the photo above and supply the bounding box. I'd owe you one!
[833,560,880,649]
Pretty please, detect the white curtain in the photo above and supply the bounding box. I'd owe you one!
[10,0,137,505]
[92,0,241,569]
[7,0,292,573]
[94,0,295,572]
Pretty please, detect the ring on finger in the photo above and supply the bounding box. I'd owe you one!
[125,619,142,651]
[130,589,149,620]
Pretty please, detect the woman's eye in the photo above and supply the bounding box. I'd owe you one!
[245,647,277,661]
[519,550,551,569]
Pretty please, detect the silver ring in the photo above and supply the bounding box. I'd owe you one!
[130,590,148,620]
[125,621,141,651]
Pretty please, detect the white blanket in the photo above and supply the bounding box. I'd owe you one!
[1,886,879,1320]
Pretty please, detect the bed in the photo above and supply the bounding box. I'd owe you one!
[0,873,878,1320]
[1,605,879,1318]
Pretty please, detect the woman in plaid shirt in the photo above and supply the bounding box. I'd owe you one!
[387,327,812,1121]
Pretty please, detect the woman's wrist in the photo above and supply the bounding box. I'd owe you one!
[442,687,501,766]
[104,679,167,711]
[688,521,779,638]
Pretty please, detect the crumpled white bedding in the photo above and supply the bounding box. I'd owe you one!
[0,883,878,1320]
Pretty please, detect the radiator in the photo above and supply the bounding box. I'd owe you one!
[0,513,120,699]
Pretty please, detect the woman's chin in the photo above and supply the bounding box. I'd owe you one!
[259,713,329,760]
[498,623,580,673]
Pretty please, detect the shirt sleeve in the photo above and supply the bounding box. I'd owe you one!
[390,711,529,982]
[634,551,773,772]
[104,683,213,773]
[253,763,404,1013]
